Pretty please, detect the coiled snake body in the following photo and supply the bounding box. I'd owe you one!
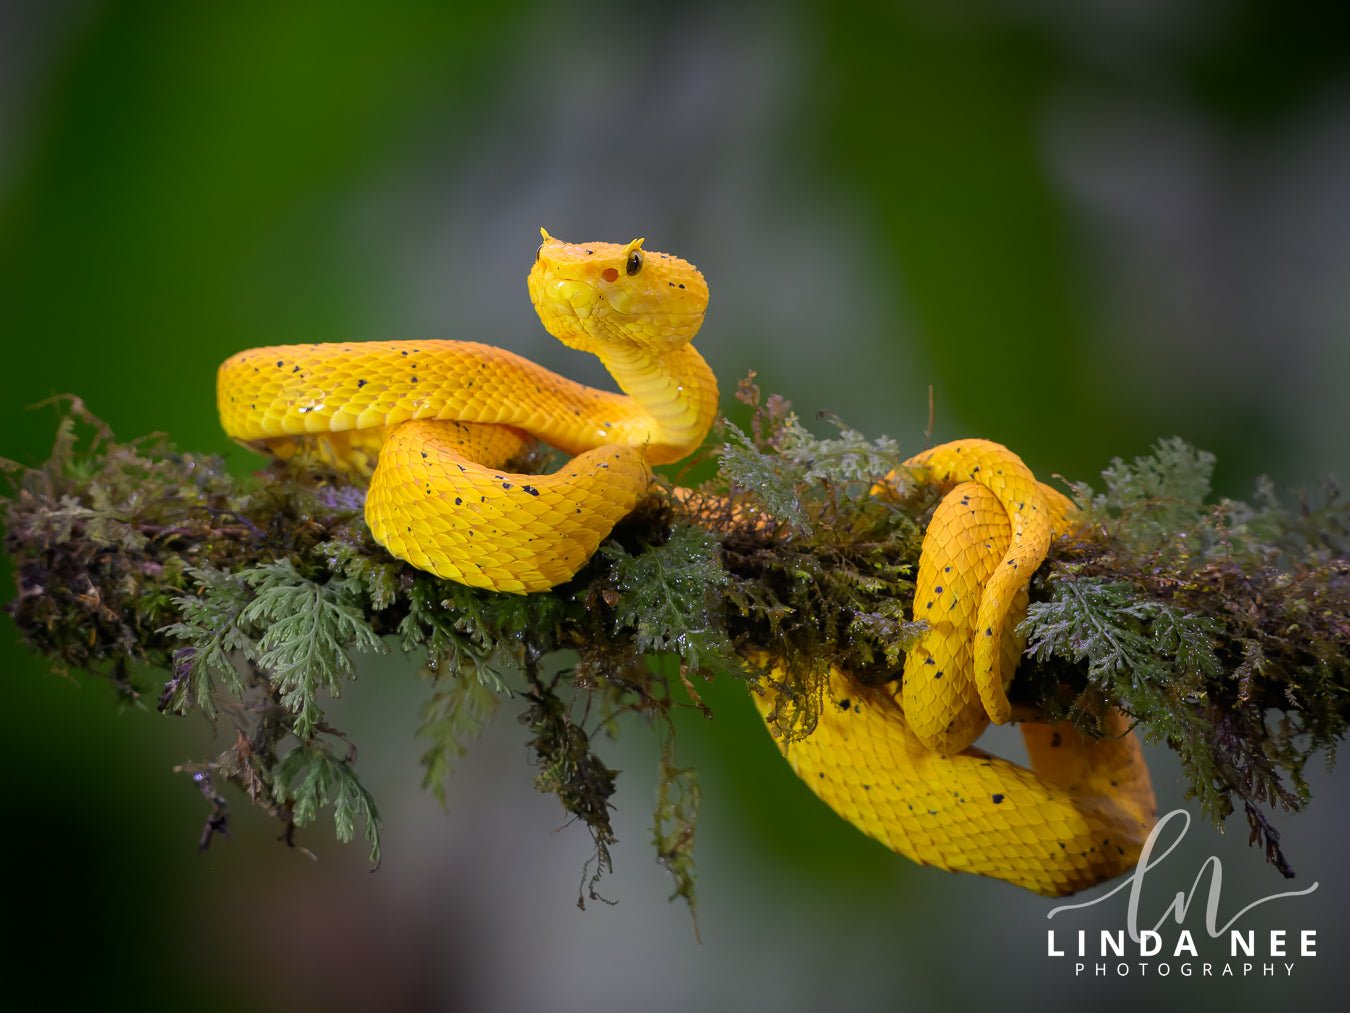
[218,231,1155,896]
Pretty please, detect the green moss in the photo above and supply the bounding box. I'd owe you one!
[1022,438,1350,875]
[4,395,1347,901]
[604,521,735,672]
[273,739,382,864]
[522,667,620,908]
[714,376,927,738]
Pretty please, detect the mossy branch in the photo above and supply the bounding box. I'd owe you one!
[4,389,1348,910]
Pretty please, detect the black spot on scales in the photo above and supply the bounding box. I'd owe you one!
[501,481,512,490]
[454,497,462,505]
[992,793,1004,804]
[522,485,539,496]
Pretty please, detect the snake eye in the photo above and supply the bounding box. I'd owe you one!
[535,243,544,261]
[626,250,643,276]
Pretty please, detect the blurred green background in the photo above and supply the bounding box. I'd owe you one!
[3,2,1348,1011]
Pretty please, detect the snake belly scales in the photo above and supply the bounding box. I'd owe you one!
[217,230,1156,896]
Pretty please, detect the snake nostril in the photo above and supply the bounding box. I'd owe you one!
[601,267,619,283]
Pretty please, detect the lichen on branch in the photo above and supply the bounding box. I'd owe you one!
[3,391,1347,908]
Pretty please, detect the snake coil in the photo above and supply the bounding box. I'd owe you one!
[218,231,1156,896]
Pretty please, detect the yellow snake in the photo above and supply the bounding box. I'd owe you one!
[217,232,1156,896]
[218,230,719,593]
[755,442,1155,896]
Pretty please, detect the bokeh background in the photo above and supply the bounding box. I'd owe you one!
[3,2,1348,1011]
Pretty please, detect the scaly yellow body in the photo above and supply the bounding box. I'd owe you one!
[218,231,719,592]
[900,439,1079,751]
[754,661,1155,895]
[758,440,1155,895]
[217,233,1155,896]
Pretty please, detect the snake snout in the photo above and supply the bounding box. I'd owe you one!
[551,279,601,318]
[529,232,708,353]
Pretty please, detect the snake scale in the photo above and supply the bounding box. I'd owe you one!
[218,230,1156,896]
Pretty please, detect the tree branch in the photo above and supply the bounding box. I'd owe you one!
[4,389,1347,909]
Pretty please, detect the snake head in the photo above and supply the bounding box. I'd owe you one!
[528,228,708,354]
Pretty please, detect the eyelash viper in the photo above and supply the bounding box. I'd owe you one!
[218,230,719,593]
[216,231,1156,896]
